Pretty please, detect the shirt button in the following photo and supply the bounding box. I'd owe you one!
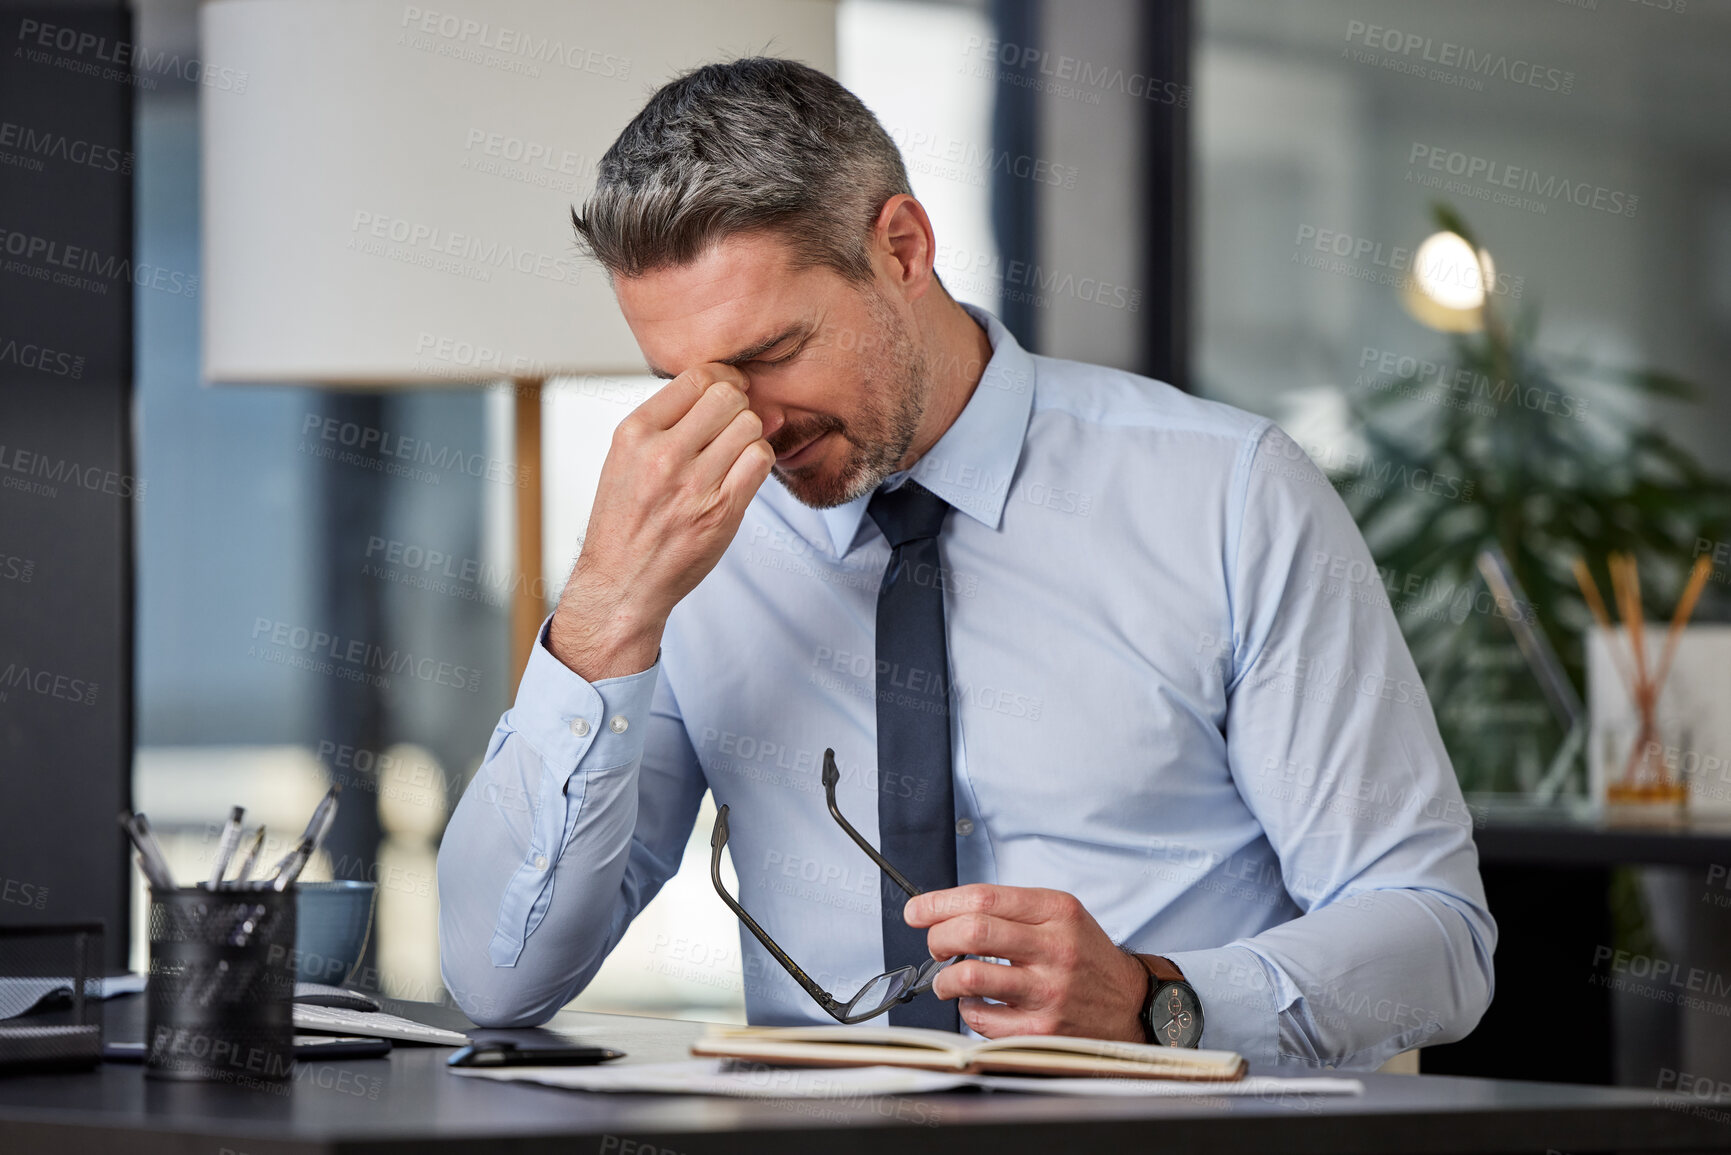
[955,818,974,836]
[609,715,629,734]
[569,718,590,737]
[534,854,549,871]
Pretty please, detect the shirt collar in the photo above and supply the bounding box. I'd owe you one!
[818,303,1035,556]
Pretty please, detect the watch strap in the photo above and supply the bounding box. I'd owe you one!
[1139,953,1186,985]
[1131,952,1158,1045]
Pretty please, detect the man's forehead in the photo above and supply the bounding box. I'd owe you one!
[614,233,824,377]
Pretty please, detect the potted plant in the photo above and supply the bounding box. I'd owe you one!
[1334,204,1731,796]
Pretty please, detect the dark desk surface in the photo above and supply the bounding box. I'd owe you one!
[0,994,1727,1154]
[1470,797,1731,866]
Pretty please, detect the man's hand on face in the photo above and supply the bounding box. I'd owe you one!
[549,362,775,681]
[906,884,1148,1042]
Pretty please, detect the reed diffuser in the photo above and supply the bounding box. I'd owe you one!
[1574,554,1712,808]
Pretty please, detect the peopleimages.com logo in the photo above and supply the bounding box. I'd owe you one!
[0,335,84,379]
[348,211,582,286]
[0,442,146,502]
[0,662,99,707]
[0,119,132,175]
[14,17,249,93]
[960,35,1189,107]
[1342,19,1574,94]
[0,226,197,298]
[248,618,481,694]
[399,6,631,79]
[1357,345,1588,422]
[299,413,526,488]
[1407,143,1637,218]
[1293,224,1525,302]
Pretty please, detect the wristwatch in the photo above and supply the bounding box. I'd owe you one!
[1131,953,1204,1048]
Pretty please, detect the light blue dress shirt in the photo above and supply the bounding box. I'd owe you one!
[437,305,1496,1069]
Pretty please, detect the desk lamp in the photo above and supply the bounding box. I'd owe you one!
[202,0,838,688]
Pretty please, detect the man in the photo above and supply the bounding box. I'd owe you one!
[437,57,1495,1068]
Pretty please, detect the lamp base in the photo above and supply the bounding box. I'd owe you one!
[511,378,544,693]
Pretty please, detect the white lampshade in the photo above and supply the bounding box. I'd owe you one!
[201,0,838,385]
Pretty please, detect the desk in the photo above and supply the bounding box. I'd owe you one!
[0,995,1727,1154]
[1425,803,1731,1087]
[1469,800,1731,868]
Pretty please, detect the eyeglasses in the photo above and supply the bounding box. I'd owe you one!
[709,747,960,1025]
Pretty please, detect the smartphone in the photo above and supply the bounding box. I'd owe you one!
[292,1035,393,1059]
[447,1042,625,1068]
[103,1036,392,1062]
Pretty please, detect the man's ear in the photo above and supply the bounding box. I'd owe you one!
[870,194,937,303]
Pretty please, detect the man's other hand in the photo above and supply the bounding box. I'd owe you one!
[906,883,1147,1041]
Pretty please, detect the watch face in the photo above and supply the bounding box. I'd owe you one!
[1147,981,1203,1047]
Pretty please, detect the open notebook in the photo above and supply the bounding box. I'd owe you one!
[692,1024,1247,1081]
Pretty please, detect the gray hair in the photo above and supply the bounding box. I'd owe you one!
[571,57,912,283]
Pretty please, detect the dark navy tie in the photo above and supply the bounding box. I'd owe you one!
[867,480,961,1031]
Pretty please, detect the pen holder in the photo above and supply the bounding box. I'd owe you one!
[0,923,104,1074]
[145,887,297,1083]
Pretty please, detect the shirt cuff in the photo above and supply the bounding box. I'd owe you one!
[504,615,660,773]
[1163,945,1285,1067]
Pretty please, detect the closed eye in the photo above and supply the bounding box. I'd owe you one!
[747,345,803,369]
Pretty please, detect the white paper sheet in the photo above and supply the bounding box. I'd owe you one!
[450,1059,1365,1100]
[452,1059,974,1097]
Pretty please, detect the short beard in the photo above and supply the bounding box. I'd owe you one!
[771,289,928,509]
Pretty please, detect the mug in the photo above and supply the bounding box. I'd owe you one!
[293,880,377,986]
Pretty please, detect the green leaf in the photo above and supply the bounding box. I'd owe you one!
[1430,202,1480,251]
[1336,205,1731,796]
[1621,370,1699,400]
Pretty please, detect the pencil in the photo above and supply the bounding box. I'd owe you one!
[1610,553,1651,710]
[1651,555,1713,706]
[1625,554,1650,710]
[1573,557,1635,698]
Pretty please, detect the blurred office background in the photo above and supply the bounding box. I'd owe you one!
[3,0,1729,1090]
[118,0,1027,1024]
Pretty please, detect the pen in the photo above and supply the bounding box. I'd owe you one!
[261,786,335,886]
[274,785,342,891]
[133,853,166,893]
[119,812,177,891]
[262,845,296,884]
[133,813,177,888]
[208,805,246,889]
[231,826,267,884]
[270,840,311,892]
[309,786,341,851]
[298,785,341,847]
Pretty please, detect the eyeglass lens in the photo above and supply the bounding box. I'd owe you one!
[841,955,961,1020]
[843,967,915,1019]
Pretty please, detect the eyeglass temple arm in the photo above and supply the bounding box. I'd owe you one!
[709,804,844,1017]
[823,749,922,899]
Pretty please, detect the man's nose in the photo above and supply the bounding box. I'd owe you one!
[751,400,787,440]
